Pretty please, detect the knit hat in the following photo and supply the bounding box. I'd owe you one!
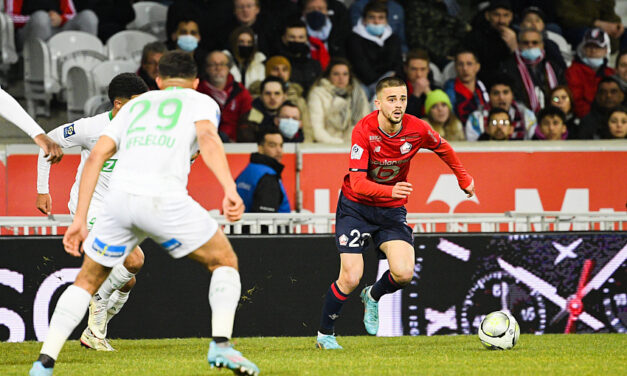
[265,56,291,76]
[425,89,452,114]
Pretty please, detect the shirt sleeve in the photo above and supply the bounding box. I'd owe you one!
[101,109,128,147]
[0,88,44,138]
[191,93,221,128]
[419,120,443,150]
[347,123,369,172]
[432,138,474,190]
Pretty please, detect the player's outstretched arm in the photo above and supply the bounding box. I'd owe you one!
[63,135,116,256]
[195,120,244,222]
[432,139,475,197]
[33,134,63,164]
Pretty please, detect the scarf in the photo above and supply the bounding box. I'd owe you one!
[306,17,332,42]
[309,36,330,70]
[515,50,558,113]
[453,78,489,123]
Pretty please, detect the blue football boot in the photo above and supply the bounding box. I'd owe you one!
[29,361,53,376]
[360,286,379,335]
[207,341,259,375]
[316,332,343,349]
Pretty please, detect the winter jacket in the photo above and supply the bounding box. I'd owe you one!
[349,0,407,52]
[236,152,290,213]
[565,57,615,118]
[307,78,370,144]
[276,43,322,93]
[443,78,489,124]
[224,50,266,90]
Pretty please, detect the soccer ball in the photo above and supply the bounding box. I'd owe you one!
[478,311,520,350]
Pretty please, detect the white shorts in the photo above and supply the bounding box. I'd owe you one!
[83,189,218,267]
[70,200,102,232]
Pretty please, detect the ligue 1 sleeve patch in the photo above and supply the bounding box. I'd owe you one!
[63,124,75,138]
[351,144,364,160]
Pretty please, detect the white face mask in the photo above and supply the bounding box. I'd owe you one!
[278,118,300,138]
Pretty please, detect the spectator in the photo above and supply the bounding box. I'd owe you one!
[347,1,403,89]
[556,0,625,51]
[301,0,350,58]
[404,0,467,67]
[614,49,627,91]
[466,73,537,141]
[549,85,581,138]
[227,0,276,55]
[349,0,407,52]
[308,57,370,144]
[533,106,568,140]
[264,56,313,142]
[300,0,335,68]
[500,27,565,113]
[236,127,291,213]
[197,51,253,143]
[566,28,615,118]
[74,0,134,42]
[579,76,625,139]
[478,107,515,141]
[137,41,167,91]
[240,76,287,140]
[443,49,489,124]
[277,19,322,92]
[423,89,465,141]
[8,0,98,49]
[463,0,517,84]
[512,1,560,34]
[273,101,304,142]
[518,6,566,70]
[404,49,434,118]
[167,17,206,71]
[603,106,627,139]
[224,26,266,89]
[166,0,232,52]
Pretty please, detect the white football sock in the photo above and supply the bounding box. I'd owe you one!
[40,285,91,360]
[96,264,135,300]
[106,290,130,324]
[209,266,241,339]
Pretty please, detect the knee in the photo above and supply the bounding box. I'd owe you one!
[76,10,99,32]
[390,267,413,286]
[123,248,145,274]
[29,11,50,26]
[208,250,238,272]
[338,272,361,292]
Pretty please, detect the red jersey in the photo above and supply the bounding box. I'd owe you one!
[342,111,473,207]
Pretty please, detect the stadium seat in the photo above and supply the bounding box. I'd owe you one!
[441,61,456,84]
[48,31,106,86]
[127,1,168,41]
[91,60,138,95]
[430,62,443,87]
[106,30,158,64]
[547,31,573,67]
[66,65,93,121]
[23,37,55,116]
[84,94,111,117]
[0,12,18,86]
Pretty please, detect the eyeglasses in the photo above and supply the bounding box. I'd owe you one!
[552,95,569,103]
[489,119,511,126]
[520,40,541,46]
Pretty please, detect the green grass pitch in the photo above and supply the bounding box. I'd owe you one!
[1,334,625,375]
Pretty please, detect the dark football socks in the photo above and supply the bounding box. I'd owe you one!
[370,270,402,301]
[319,281,349,335]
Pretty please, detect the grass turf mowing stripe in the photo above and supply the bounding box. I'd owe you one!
[1,334,625,375]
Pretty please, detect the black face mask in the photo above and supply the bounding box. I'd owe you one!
[238,45,254,59]
[305,11,326,31]
[286,41,309,56]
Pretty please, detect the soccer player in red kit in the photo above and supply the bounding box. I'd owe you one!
[316,77,475,349]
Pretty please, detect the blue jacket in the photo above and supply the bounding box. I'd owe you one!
[236,153,290,213]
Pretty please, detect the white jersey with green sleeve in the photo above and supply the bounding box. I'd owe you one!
[102,87,219,196]
[36,111,117,213]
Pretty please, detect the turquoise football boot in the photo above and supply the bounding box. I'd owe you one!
[316,333,343,349]
[207,341,259,375]
[360,286,379,335]
[29,361,53,376]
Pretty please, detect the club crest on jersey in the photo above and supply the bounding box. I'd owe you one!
[339,234,348,246]
[400,141,412,154]
[351,144,364,160]
[63,124,75,138]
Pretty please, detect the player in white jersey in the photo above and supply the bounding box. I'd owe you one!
[35,73,150,351]
[0,86,63,163]
[30,51,259,376]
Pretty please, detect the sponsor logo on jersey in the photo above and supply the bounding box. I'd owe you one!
[339,234,348,246]
[350,144,364,160]
[400,141,412,154]
[372,159,409,166]
[374,146,381,153]
[101,158,117,173]
[161,238,182,252]
[369,135,382,142]
[63,124,75,138]
[92,237,126,258]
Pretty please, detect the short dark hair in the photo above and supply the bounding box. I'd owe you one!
[323,57,353,82]
[158,50,197,79]
[277,100,300,116]
[454,49,480,64]
[616,49,627,70]
[283,18,307,36]
[487,107,511,122]
[363,0,388,18]
[260,76,286,93]
[537,106,566,124]
[488,73,514,92]
[108,73,149,104]
[406,49,430,65]
[598,75,622,88]
[256,126,283,145]
[141,41,167,65]
[375,76,407,96]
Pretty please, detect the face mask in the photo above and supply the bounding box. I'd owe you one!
[366,23,385,37]
[238,45,253,59]
[520,47,542,61]
[278,118,300,138]
[582,57,604,69]
[177,35,198,52]
[305,11,327,31]
[286,41,309,56]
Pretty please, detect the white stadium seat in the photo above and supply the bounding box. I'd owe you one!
[441,60,456,84]
[91,60,138,95]
[66,65,93,121]
[84,94,111,117]
[430,62,443,87]
[106,30,158,63]
[547,30,573,67]
[48,31,105,85]
[127,1,168,41]
[23,37,54,116]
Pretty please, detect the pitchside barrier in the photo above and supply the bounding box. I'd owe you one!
[0,232,625,342]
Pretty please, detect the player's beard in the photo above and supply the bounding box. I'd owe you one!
[383,108,404,125]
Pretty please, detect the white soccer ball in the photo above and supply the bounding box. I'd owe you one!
[478,311,520,350]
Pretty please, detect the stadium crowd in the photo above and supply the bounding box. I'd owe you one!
[3,0,627,142]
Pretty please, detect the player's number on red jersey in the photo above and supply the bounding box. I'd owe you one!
[369,165,401,183]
